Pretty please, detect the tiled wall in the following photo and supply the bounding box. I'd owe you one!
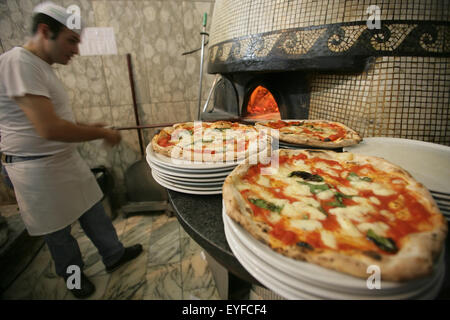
[309,56,450,145]
[209,0,450,46]
[0,0,216,204]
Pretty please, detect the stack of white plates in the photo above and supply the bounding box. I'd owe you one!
[344,137,450,221]
[223,204,445,300]
[146,144,239,195]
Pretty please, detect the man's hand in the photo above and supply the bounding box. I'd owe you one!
[102,128,121,146]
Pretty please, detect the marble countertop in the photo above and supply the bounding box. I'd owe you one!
[167,190,260,285]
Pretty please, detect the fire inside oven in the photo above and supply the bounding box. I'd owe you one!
[244,85,281,120]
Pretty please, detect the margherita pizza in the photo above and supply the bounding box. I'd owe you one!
[255,120,362,148]
[223,149,447,281]
[152,121,270,162]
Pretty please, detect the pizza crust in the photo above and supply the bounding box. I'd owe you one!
[255,120,362,148]
[223,149,447,281]
[151,127,175,158]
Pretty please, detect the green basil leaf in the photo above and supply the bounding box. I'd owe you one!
[366,229,398,253]
[319,207,328,217]
[296,241,314,250]
[327,201,346,208]
[248,198,283,213]
[347,172,359,181]
[347,172,372,182]
[326,191,354,208]
[335,191,354,199]
[289,171,324,182]
[298,181,329,194]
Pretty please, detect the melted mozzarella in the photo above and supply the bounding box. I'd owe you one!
[337,185,358,195]
[357,222,390,237]
[297,202,327,220]
[316,189,334,200]
[281,201,326,220]
[284,183,312,197]
[350,180,395,196]
[352,197,376,210]
[369,196,381,205]
[329,205,373,222]
[236,182,253,192]
[340,171,349,179]
[296,197,321,208]
[281,203,302,218]
[314,161,339,177]
[332,212,363,237]
[267,212,282,224]
[290,219,322,231]
[380,210,396,222]
[257,175,271,188]
[320,230,337,249]
[292,159,310,172]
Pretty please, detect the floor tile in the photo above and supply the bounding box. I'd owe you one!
[181,251,215,292]
[148,218,181,267]
[183,285,221,300]
[103,252,148,300]
[180,236,203,260]
[2,245,53,299]
[1,211,223,300]
[142,263,182,300]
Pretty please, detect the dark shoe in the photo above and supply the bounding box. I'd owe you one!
[105,244,143,273]
[65,272,96,299]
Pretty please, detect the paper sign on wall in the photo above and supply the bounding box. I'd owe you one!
[79,27,118,56]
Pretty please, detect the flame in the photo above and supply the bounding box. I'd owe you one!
[246,86,280,120]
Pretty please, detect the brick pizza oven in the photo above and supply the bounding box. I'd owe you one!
[201,0,450,146]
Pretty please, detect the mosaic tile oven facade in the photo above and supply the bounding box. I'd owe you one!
[207,0,449,145]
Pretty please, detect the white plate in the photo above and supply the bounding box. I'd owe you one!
[147,143,251,170]
[224,212,444,300]
[147,155,234,178]
[344,137,450,194]
[153,171,224,187]
[152,170,223,190]
[149,167,227,183]
[224,219,314,300]
[222,202,443,294]
[151,170,222,195]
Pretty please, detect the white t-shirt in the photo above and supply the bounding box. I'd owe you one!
[0,46,75,156]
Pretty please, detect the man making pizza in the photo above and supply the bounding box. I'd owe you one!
[0,2,142,299]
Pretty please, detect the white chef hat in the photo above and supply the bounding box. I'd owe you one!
[33,1,83,35]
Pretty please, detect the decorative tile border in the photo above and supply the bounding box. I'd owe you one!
[208,21,450,73]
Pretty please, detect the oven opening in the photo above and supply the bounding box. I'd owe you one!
[245,85,281,121]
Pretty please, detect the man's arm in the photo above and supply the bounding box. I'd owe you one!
[14,94,121,146]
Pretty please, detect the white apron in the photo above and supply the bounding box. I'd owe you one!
[3,147,103,236]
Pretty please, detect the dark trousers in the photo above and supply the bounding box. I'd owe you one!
[43,201,124,277]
